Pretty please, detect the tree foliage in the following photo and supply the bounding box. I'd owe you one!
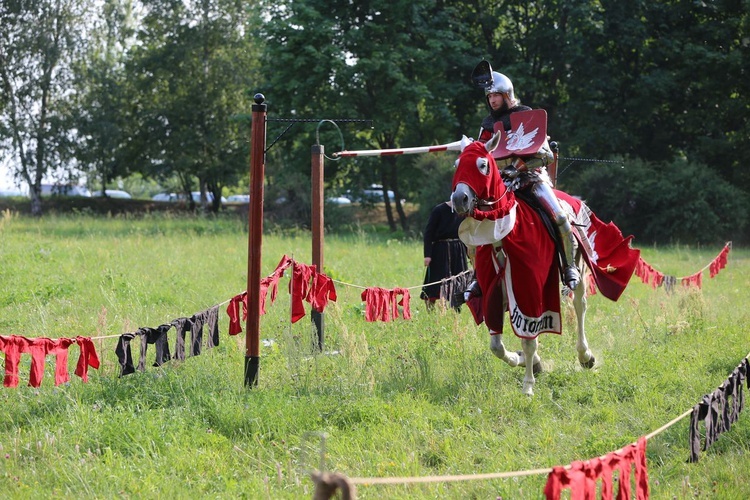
[0,0,748,242]
[122,0,260,211]
[576,156,747,245]
[259,0,474,230]
[0,0,89,215]
[71,0,137,196]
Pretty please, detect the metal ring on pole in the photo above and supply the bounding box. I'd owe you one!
[315,120,345,161]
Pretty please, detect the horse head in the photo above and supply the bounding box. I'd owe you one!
[451,132,513,219]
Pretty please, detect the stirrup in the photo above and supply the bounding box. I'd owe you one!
[564,265,580,290]
[454,280,482,306]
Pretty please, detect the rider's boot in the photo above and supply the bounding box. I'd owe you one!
[453,279,482,306]
[558,224,580,290]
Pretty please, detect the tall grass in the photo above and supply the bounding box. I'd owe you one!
[0,212,748,498]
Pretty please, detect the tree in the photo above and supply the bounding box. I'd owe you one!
[123,0,260,211]
[0,0,88,215]
[71,0,136,196]
[260,0,472,231]
[545,1,749,171]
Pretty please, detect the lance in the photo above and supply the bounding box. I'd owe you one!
[332,136,472,158]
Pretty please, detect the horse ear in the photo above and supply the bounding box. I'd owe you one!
[459,135,472,152]
[484,131,502,154]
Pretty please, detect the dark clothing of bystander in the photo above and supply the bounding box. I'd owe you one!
[421,202,470,310]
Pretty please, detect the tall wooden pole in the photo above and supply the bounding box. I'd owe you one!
[311,144,324,351]
[245,93,267,387]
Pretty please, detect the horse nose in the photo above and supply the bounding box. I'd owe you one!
[451,188,470,214]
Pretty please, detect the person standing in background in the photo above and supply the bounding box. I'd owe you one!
[421,200,470,311]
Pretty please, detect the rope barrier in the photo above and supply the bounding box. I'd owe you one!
[672,241,730,281]
[331,268,473,292]
[342,408,695,487]
[9,240,733,347]
[312,351,750,499]
[16,257,470,343]
[635,241,732,290]
[26,241,734,343]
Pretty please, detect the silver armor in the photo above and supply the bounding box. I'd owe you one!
[485,71,517,104]
[501,142,580,290]
[471,60,580,289]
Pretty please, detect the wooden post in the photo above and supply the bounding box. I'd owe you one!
[311,144,325,351]
[244,93,267,387]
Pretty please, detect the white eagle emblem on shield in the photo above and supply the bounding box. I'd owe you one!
[505,122,539,151]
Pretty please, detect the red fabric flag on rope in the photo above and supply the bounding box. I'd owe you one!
[635,241,731,291]
[709,242,731,278]
[0,335,100,388]
[681,271,703,289]
[360,287,412,322]
[544,437,649,500]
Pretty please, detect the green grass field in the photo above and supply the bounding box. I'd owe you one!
[0,212,748,499]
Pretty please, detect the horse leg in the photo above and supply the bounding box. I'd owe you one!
[490,333,540,395]
[573,264,595,369]
[520,337,538,396]
[489,332,521,367]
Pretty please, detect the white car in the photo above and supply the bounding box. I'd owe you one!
[191,192,227,204]
[152,192,178,202]
[92,189,132,199]
[226,194,250,203]
[346,185,401,203]
[326,196,352,205]
[152,192,226,204]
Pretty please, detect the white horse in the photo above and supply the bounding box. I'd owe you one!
[451,130,639,395]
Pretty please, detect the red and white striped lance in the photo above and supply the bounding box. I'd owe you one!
[333,136,472,158]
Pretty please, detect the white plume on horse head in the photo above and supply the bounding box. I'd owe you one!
[506,122,539,151]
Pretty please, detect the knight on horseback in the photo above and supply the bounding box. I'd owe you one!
[472,60,581,290]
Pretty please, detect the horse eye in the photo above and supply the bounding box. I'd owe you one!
[453,159,459,169]
[477,158,490,175]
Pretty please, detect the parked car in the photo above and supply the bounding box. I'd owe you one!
[92,189,132,199]
[346,185,402,203]
[152,192,178,202]
[152,192,226,204]
[40,184,91,197]
[226,194,250,203]
[326,196,352,205]
[190,191,227,204]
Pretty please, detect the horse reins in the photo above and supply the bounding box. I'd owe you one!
[473,191,510,216]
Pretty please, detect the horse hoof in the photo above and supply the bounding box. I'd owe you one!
[580,355,596,369]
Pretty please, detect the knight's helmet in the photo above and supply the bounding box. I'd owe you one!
[471,60,516,105]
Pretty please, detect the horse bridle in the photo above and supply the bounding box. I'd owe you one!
[471,191,510,216]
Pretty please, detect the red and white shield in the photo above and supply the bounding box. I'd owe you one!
[491,109,548,160]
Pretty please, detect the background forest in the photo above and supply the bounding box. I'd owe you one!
[1,0,748,244]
